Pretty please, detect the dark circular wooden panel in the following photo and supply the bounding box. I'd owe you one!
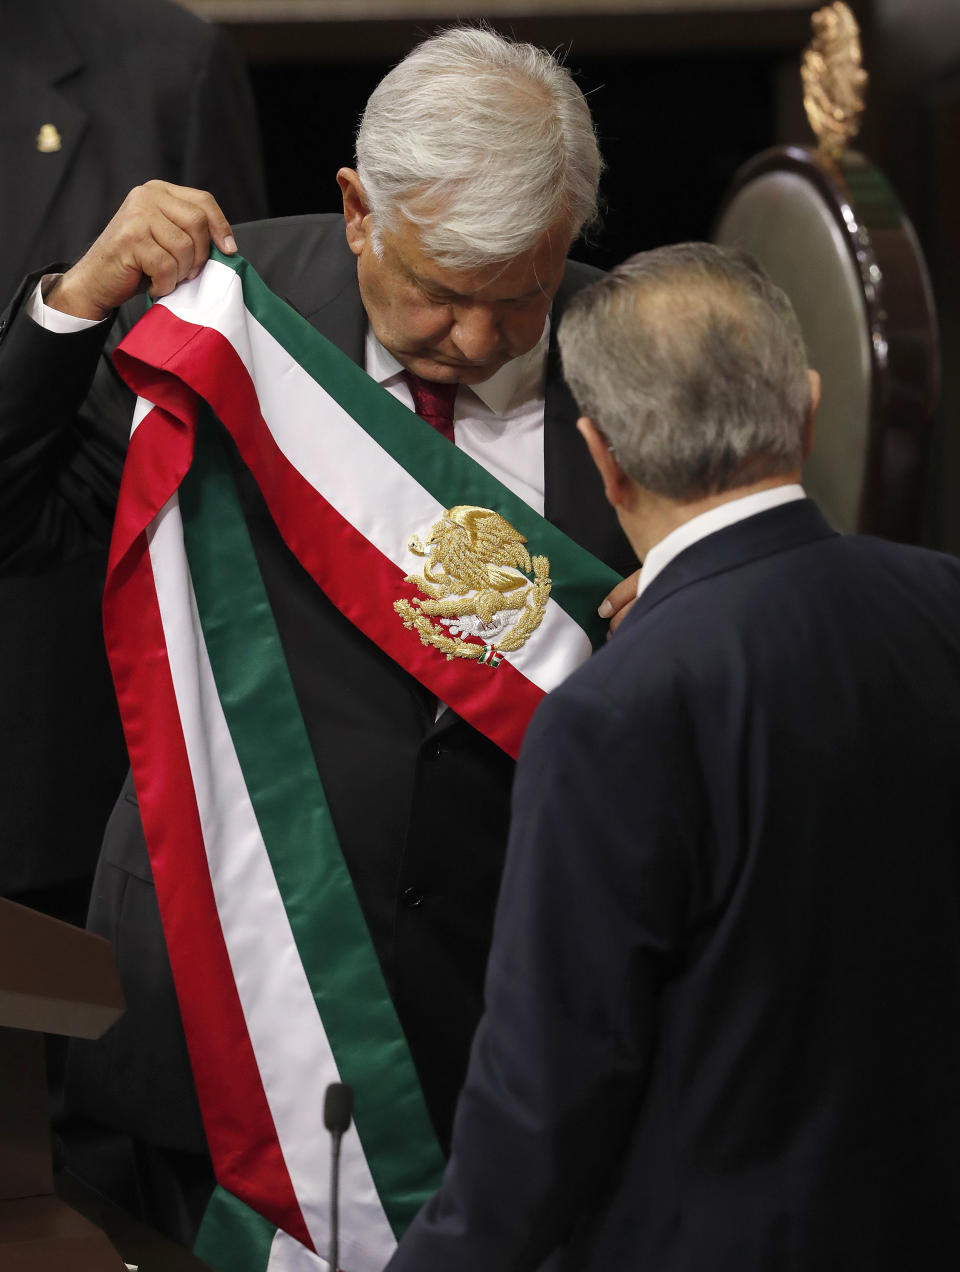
[713,145,939,541]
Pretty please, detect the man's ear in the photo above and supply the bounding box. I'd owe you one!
[803,367,821,460]
[577,417,632,509]
[336,168,372,257]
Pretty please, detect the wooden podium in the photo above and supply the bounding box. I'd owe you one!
[0,896,127,1269]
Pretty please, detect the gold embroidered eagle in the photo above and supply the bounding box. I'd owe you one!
[394,504,552,662]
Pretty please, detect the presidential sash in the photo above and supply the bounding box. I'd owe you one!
[105,251,621,1272]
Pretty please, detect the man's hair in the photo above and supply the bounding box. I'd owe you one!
[355,26,602,268]
[558,242,812,499]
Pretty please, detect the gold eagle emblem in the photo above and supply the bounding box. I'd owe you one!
[394,504,551,666]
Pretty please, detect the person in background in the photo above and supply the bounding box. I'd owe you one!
[388,242,960,1271]
[0,0,267,1228]
[0,0,268,925]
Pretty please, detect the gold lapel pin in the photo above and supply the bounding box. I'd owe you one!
[36,123,62,154]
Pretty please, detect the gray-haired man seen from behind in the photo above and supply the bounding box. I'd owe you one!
[388,243,960,1271]
[0,26,636,1247]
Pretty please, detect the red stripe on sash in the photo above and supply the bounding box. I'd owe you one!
[104,404,312,1248]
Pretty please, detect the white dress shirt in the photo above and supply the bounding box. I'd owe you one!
[365,323,548,514]
[28,277,104,331]
[636,484,807,600]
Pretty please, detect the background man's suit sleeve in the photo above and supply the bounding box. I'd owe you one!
[175,18,268,223]
[388,663,702,1271]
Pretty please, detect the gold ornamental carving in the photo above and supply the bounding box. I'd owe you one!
[801,2,868,160]
[394,505,551,667]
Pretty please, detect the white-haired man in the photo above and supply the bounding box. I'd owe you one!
[388,243,960,1271]
[0,26,635,1250]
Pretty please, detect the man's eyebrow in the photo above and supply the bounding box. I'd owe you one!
[409,268,546,303]
[412,272,464,300]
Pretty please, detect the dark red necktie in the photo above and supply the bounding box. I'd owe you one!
[401,370,458,443]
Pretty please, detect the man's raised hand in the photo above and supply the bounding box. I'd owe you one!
[46,180,237,322]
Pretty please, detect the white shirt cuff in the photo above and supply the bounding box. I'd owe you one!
[27,276,108,333]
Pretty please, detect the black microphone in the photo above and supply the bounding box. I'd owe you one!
[324,1082,354,1272]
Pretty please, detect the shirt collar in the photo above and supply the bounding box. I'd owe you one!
[636,483,807,600]
[364,318,550,416]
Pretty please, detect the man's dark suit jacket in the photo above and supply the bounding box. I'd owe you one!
[0,214,634,1181]
[0,0,267,905]
[390,498,960,1272]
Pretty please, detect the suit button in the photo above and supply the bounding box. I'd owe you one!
[423,741,443,761]
[401,886,423,908]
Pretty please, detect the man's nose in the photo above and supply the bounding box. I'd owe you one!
[451,305,501,362]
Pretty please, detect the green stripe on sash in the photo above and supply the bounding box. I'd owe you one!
[181,407,445,1236]
[207,248,620,646]
[195,1186,276,1272]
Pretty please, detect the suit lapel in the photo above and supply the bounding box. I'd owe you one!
[0,4,86,300]
[628,499,838,628]
[286,226,367,365]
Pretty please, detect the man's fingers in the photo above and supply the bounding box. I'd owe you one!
[113,181,235,288]
[137,180,236,255]
[598,569,641,620]
[607,597,636,634]
[140,233,195,299]
[146,217,210,296]
[49,180,236,320]
[201,195,237,256]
